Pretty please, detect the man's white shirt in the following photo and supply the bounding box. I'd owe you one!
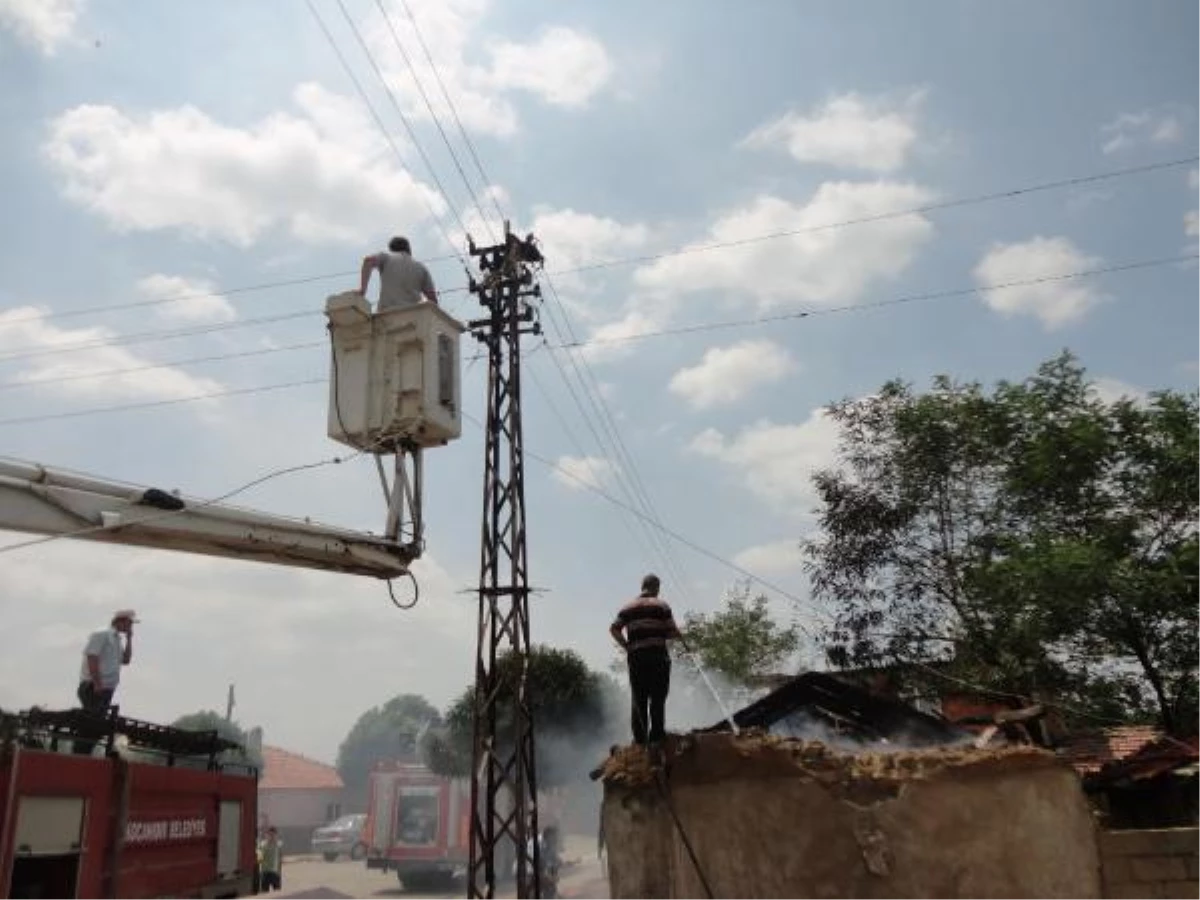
[79,628,123,689]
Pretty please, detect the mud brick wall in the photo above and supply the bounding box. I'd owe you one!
[1100,827,1198,899]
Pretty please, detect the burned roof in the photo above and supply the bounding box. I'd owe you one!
[700,671,967,748]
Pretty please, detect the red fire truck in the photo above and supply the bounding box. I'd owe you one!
[0,708,257,898]
[362,761,470,890]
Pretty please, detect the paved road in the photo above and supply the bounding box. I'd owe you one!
[277,836,609,899]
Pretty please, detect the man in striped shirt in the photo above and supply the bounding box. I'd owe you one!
[610,574,682,745]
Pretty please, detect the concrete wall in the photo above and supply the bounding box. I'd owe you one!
[602,735,1102,899]
[259,787,344,854]
[1099,827,1198,899]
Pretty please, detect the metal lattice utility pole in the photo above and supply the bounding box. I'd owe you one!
[466,223,544,899]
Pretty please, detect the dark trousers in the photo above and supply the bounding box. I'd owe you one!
[73,682,114,756]
[628,649,671,745]
[260,870,282,892]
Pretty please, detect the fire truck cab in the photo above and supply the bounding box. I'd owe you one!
[362,762,469,890]
[0,708,257,899]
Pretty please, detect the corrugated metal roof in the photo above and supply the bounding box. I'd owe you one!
[259,745,344,791]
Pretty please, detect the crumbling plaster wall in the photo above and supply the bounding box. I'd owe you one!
[602,736,1102,899]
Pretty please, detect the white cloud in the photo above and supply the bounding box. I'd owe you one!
[367,1,612,138]
[669,339,795,410]
[0,306,223,402]
[0,0,81,54]
[137,274,236,324]
[742,90,924,173]
[550,454,616,492]
[1101,106,1187,154]
[732,539,804,575]
[487,27,613,108]
[1090,376,1148,406]
[43,83,445,247]
[530,207,650,296]
[973,236,1103,329]
[634,181,936,312]
[1186,211,1198,238]
[576,309,667,364]
[689,409,841,513]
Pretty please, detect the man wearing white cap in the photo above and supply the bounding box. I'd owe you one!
[73,610,137,754]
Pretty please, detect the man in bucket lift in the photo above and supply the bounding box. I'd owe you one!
[610,574,682,747]
[358,236,439,310]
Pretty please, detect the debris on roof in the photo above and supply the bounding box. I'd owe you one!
[1054,725,1162,776]
[1088,734,1199,785]
[698,671,968,749]
[597,731,1055,792]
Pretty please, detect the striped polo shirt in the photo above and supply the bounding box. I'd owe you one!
[614,595,678,653]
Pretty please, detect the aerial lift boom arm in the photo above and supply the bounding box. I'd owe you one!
[0,459,412,579]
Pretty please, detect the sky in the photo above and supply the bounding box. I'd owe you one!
[0,0,1196,765]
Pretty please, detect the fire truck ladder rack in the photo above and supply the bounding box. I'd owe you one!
[0,707,246,771]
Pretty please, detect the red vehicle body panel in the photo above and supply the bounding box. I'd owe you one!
[0,747,256,898]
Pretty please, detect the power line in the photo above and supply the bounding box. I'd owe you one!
[2,253,1189,403]
[305,0,468,267]
[374,0,497,241]
[0,379,325,427]
[557,253,1200,348]
[0,310,318,364]
[331,0,474,245]
[5,271,354,326]
[562,155,1199,277]
[0,341,325,391]
[4,155,1191,328]
[398,0,506,225]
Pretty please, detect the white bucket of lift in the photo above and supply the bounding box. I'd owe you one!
[325,293,465,452]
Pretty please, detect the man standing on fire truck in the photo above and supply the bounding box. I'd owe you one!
[73,609,136,754]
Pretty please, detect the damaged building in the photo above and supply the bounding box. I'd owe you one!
[597,672,1104,898]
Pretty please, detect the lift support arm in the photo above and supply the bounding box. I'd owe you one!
[0,460,414,579]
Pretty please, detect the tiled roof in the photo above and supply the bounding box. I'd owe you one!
[1092,734,1199,784]
[259,745,344,791]
[1055,725,1161,775]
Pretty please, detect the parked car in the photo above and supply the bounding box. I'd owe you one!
[312,813,367,861]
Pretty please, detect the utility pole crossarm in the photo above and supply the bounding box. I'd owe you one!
[0,459,414,579]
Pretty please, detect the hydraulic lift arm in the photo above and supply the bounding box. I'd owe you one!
[0,459,414,579]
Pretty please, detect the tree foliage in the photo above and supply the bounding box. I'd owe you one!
[172,710,263,769]
[804,352,1198,733]
[336,694,441,791]
[678,581,801,683]
[422,645,614,787]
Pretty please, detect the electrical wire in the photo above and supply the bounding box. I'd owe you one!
[331,0,475,245]
[0,340,325,391]
[374,0,497,241]
[0,379,325,426]
[305,0,469,267]
[4,150,1195,328]
[398,0,506,225]
[1,252,1190,423]
[562,155,1199,277]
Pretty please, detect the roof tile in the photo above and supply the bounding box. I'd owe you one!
[259,745,344,791]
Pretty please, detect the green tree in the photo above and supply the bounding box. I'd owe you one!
[678,581,801,683]
[804,352,1198,733]
[423,645,615,787]
[336,694,441,794]
[172,710,263,768]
